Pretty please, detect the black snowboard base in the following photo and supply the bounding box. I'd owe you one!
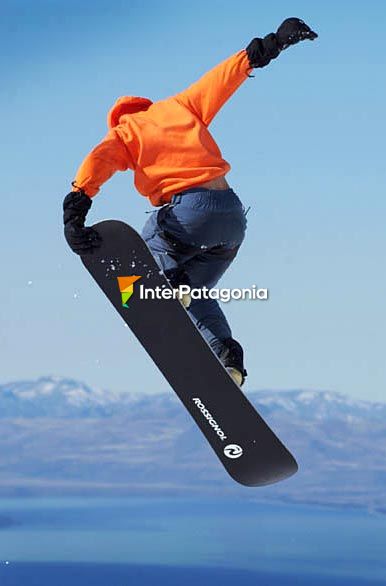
[81,220,298,487]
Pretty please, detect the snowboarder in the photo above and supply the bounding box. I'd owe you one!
[63,17,317,387]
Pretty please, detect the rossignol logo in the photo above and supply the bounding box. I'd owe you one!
[117,276,142,307]
[224,444,243,459]
[192,397,227,441]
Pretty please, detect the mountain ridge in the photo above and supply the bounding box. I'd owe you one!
[1,376,384,421]
[0,377,385,510]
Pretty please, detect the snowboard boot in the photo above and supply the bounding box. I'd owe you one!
[164,267,192,309]
[217,337,247,386]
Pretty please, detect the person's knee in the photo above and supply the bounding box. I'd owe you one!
[164,267,191,288]
[164,268,192,308]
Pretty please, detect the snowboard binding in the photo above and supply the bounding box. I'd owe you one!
[218,337,247,387]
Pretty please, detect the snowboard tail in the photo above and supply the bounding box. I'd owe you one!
[81,220,298,487]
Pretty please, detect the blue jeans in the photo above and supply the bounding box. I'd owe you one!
[141,187,247,355]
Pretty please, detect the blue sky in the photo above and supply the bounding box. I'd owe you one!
[1,0,385,401]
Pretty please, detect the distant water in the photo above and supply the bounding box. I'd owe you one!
[0,498,385,585]
[0,563,385,586]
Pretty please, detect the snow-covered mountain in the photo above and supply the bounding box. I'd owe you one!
[0,377,133,418]
[1,376,385,422]
[0,377,385,510]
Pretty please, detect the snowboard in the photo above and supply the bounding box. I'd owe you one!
[81,220,298,486]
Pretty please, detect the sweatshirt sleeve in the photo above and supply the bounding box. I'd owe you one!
[173,49,253,127]
[72,128,133,197]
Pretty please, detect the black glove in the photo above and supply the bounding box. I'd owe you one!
[246,33,280,69]
[63,190,102,255]
[246,17,317,70]
[276,17,318,50]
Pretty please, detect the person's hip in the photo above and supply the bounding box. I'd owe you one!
[170,186,245,212]
[162,187,247,249]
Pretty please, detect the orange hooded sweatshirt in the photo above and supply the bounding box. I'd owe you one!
[72,49,253,206]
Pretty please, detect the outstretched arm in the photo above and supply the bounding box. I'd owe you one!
[173,17,317,127]
[72,128,132,197]
[173,49,253,127]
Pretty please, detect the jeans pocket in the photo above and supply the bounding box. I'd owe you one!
[157,204,196,255]
[155,203,174,230]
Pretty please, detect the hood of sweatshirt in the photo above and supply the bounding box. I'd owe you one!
[107,96,153,128]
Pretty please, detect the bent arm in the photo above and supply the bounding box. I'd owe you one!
[72,128,132,197]
[173,49,253,127]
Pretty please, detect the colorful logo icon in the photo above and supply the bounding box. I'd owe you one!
[117,276,142,307]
